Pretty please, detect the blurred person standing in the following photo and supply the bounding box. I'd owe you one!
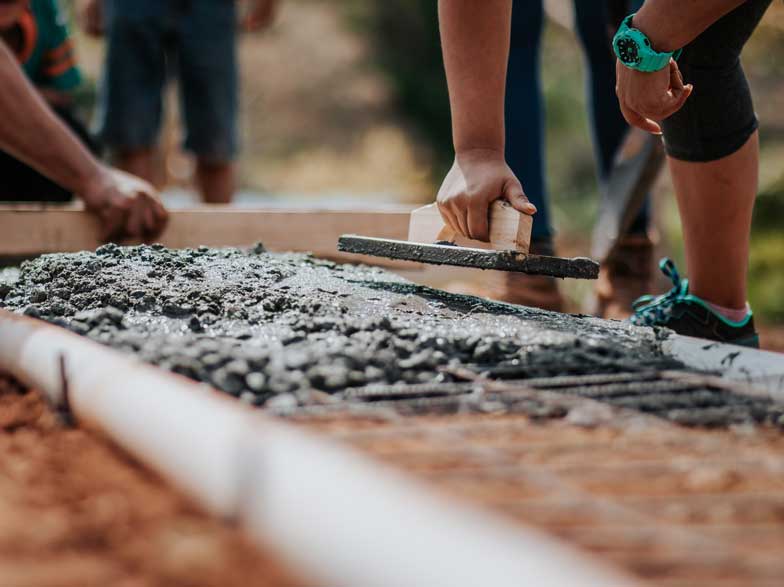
[487,0,651,317]
[81,0,279,203]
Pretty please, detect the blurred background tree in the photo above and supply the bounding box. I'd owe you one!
[344,0,452,175]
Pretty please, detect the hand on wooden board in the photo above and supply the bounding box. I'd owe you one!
[436,149,536,243]
[80,167,169,242]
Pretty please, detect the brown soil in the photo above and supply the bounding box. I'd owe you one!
[0,375,303,587]
[758,325,784,353]
[296,410,784,586]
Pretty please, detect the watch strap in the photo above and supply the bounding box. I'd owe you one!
[614,13,682,73]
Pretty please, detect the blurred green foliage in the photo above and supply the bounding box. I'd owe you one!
[750,176,784,322]
[343,0,453,174]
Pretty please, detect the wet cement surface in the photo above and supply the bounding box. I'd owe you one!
[1,244,781,427]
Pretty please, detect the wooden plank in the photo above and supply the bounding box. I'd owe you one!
[407,201,533,253]
[0,205,416,267]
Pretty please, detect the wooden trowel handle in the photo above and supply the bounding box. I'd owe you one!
[436,225,457,243]
[408,200,533,253]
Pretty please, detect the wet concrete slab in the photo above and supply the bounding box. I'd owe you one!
[0,244,781,428]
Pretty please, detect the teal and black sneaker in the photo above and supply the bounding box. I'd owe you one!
[629,258,759,348]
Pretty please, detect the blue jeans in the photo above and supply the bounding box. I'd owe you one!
[96,0,239,162]
[506,0,648,241]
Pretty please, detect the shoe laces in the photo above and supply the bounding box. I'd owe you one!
[630,258,688,326]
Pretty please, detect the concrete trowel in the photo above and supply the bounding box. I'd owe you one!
[338,200,599,280]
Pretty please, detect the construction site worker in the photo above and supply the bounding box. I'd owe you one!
[0,40,168,240]
[0,0,100,203]
[81,0,279,204]
[490,0,652,318]
[612,0,771,347]
[436,0,769,347]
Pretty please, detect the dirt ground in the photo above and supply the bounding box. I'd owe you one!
[0,375,303,587]
[758,325,784,353]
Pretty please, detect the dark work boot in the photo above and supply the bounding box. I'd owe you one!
[592,233,655,320]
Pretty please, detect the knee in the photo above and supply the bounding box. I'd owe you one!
[661,59,757,162]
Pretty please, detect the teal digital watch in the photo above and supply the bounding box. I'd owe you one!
[613,14,682,73]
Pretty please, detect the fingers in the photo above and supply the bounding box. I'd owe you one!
[662,60,693,116]
[504,180,536,216]
[125,197,146,239]
[660,84,692,119]
[438,197,479,240]
[466,197,490,242]
[99,198,131,242]
[140,193,169,240]
[616,58,692,135]
[452,205,470,238]
[620,103,662,135]
[153,198,169,230]
[436,201,461,237]
[142,202,156,238]
[669,59,684,91]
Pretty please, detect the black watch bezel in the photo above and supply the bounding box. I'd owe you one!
[615,34,642,67]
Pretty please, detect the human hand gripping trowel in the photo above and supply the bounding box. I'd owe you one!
[338,200,599,280]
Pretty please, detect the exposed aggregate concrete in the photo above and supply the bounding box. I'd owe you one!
[1,244,781,427]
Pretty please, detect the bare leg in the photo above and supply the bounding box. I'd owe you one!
[667,131,758,309]
[115,148,157,185]
[196,159,234,204]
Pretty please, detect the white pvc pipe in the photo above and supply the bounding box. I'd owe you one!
[0,310,634,587]
[663,335,784,401]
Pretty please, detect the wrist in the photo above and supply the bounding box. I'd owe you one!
[631,11,679,53]
[77,164,112,209]
[454,147,505,163]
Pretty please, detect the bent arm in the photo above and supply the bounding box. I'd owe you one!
[0,42,102,198]
[437,0,512,156]
[633,0,749,52]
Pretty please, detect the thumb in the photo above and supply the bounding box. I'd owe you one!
[658,60,692,117]
[669,59,685,91]
[620,103,662,134]
[661,83,693,118]
[504,180,537,216]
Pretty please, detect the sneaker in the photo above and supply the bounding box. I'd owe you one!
[483,239,565,312]
[592,233,655,320]
[629,258,759,348]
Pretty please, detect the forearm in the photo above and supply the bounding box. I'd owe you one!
[634,0,748,52]
[438,0,511,155]
[0,43,102,196]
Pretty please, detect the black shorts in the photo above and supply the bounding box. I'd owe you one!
[0,106,99,203]
[661,0,773,162]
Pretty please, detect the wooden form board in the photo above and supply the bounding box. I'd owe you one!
[0,205,415,267]
[408,202,533,253]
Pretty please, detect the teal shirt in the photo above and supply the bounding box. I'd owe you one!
[16,0,81,91]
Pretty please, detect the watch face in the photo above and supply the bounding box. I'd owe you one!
[616,36,641,66]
